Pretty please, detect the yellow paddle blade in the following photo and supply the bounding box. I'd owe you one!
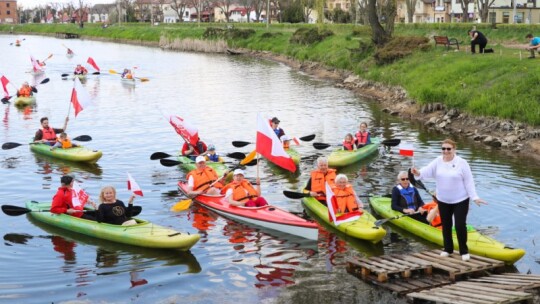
[138,78,149,82]
[241,150,257,165]
[170,199,192,212]
[109,69,118,75]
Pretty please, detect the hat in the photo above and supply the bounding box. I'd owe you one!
[195,156,206,163]
[280,135,290,142]
[271,117,280,124]
[60,175,74,185]
[208,144,216,151]
[233,169,245,176]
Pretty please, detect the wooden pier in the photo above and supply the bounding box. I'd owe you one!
[347,249,540,304]
[55,32,80,39]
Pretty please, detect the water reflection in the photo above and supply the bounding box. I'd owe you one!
[32,153,103,177]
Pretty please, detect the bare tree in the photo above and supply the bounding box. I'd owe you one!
[135,0,150,21]
[251,0,264,22]
[367,0,395,46]
[238,0,253,22]
[300,0,315,22]
[170,0,188,21]
[357,0,369,24]
[77,0,88,27]
[214,0,233,22]
[405,0,417,23]
[476,0,494,23]
[459,0,472,22]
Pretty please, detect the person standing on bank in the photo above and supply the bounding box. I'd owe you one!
[411,139,487,261]
[468,29,488,54]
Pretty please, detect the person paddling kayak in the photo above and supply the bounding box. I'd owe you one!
[390,171,429,224]
[50,175,96,220]
[34,116,69,146]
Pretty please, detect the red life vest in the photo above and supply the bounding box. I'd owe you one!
[355,131,369,146]
[221,180,258,202]
[310,169,336,201]
[343,140,355,151]
[41,127,57,142]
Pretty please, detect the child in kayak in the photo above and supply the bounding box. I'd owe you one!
[281,135,292,150]
[342,133,357,151]
[51,132,79,150]
[355,122,371,148]
[205,144,223,162]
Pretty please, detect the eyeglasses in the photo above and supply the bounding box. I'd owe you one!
[400,178,409,181]
[441,147,453,151]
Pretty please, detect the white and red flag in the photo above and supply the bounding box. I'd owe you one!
[71,77,93,117]
[30,55,43,72]
[0,75,10,97]
[86,57,100,72]
[169,115,199,147]
[127,173,144,196]
[399,142,414,157]
[326,182,362,226]
[71,180,89,209]
[256,113,296,172]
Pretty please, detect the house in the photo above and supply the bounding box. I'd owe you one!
[0,0,18,24]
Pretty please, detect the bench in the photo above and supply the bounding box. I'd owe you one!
[433,36,459,50]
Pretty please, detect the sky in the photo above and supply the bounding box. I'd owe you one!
[18,0,116,9]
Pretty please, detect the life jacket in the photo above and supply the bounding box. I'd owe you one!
[221,180,258,202]
[310,169,336,201]
[355,131,370,146]
[74,67,87,75]
[18,86,32,97]
[396,184,419,211]
[331,184,358,213]
[422,202,442,228]
[207,153,220,162]
[283,141,290,150]
[187,167,223,191]
[343,140,355,151]
[57,138,73,149]
[41,127,57,142]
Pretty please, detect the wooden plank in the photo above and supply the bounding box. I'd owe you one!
[400,255,432,267]
[409,290,488,304]
[407,292,473,304]
[387,255,424,268]
[454,282,532,297]
[499,273,540,279]
[352,259,399,272]
[369,256,409,270]
[444,285,511,302]
[432,289,497,304]
[411,252,461,272]
[473,276,538,284]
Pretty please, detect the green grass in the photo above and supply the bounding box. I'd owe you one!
[3,22,540,125]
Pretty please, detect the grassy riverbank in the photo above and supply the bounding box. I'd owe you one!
[2,22,540,125]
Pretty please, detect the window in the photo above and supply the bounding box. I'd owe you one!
[7,10,10,15]
[7,3,10,7]
[503,12,509,23]
[489,12,496,23]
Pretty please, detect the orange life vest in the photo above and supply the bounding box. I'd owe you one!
[41,127,57,142]
[283,141,290,150]
[331,184,358,213]
[18,86,32,97]
[221,180,258,202]
[310,169,336,201]
[422,202,442,228]
[57,138,73,149]
[355,131,369,145]
[187,167,223,191]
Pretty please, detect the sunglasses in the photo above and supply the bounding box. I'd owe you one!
[441,147,453,151]
[400,178,409,181]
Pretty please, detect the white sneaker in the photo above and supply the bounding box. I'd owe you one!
[440,251,450,257]
[461,254,470,261]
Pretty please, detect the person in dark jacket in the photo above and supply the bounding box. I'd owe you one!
[391,171,428,224]
[96,186,136,225]
[468,30,488,54]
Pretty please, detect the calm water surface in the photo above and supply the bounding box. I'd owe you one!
[0,35,539,304]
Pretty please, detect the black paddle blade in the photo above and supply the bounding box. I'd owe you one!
[408,168,427,191]
[313,142,331,150]
[31,87,37,93]
[39,78,50,85]
[283,190,309,199]
[227,152,246,160]
[2,205,31,216]
[72,135,92,142]
[231,141,251,148]
[299,134,316,142]
[381,139,401,147]
[150,152,173,160]
[132,205,142,216]
[243,159,258,166]
[160,159,181,167]
[61,73,69,77]
[2,142,23,150]
[1,96,10,104]
[92,72,100,75]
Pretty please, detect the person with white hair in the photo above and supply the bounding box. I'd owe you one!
[186,156,223,197]
[305,156,336,204]
[331,174,362,214]
[17,81,33,97]
[391,171,429,224]
[221,169,267,207]
[280,135,291,150]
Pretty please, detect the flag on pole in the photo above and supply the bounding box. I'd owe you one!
[30,55,42,72]
[71,77,93,117]
[71,181,89,209]
[127,173,144,196]
[326,182,362,226]
[399,142,415,157]
[0,75,10,97]
[169,115,199,147]
[86,57,100,72]
[292,137,301,146]
[256,113,296,172]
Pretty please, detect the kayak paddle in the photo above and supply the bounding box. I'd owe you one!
[232,134,315,148]
[2,135,92,150]
[160,157,258,167]
[313,138,401,150]
[283,190,372,200]
[374,211,421,227]
[150,152,174,160]
[109,69,149,82]
[2,204,142,217]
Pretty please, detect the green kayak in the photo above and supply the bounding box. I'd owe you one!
[30,142,102,163]
[26,201,201,250]
[369,196,525,264]
[265,147,301,173]
[302,196,386,244]
[14,96,36,107]
[328,138,380,168]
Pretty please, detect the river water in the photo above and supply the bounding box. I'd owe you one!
[1,35,539,304]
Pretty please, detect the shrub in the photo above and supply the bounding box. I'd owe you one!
[374,36,430,65]
[290,28,334,45]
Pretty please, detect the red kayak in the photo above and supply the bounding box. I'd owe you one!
[178,182,318,240]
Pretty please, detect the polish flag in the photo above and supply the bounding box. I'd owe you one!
[169,115,199,147]
[292,137,301,146]
[86,57,100,72]
[30,55,42,72]
[256,113,296,172]
[399,142,414,157]
[71,181,89,209]
[71,77,93,117]
[127,173,144,196]
[0,75,10,97]
[326,182,362,226]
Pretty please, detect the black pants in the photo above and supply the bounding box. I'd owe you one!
[471,40,487,53]
[438,198,469,255]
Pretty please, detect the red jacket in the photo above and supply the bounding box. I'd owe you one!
[50,187,84,218]
[181,141,207,156]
